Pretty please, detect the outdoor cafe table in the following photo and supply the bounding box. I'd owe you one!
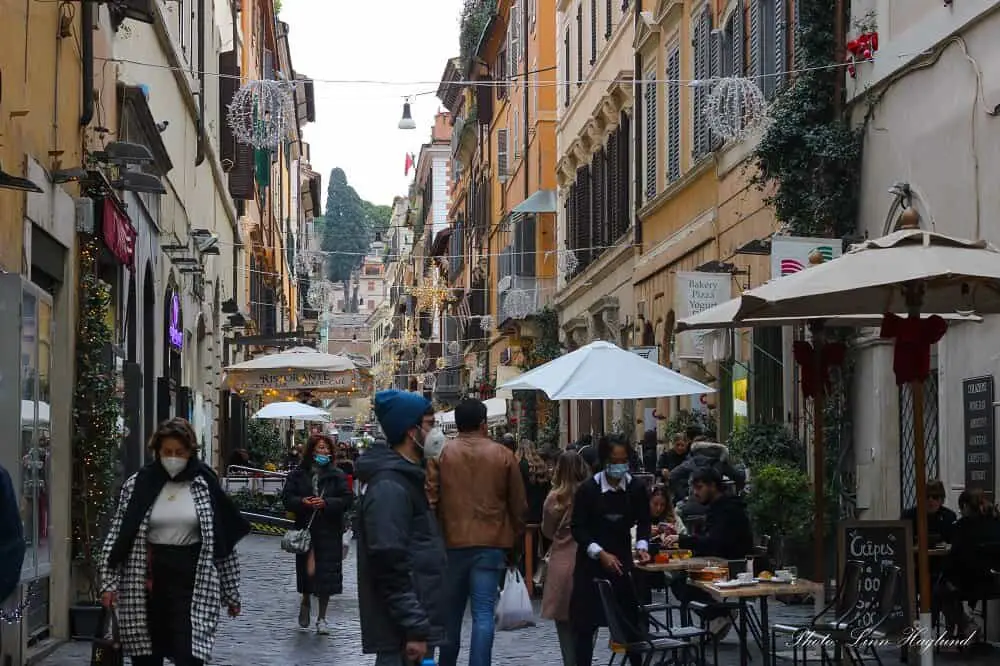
[689,578,824,666]
[635,556,728,573]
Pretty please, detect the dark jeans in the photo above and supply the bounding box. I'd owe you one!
[670,573,727,621]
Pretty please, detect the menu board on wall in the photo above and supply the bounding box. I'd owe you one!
[963,375,995,499]
[674,272,731,359]
[837,520,914,636]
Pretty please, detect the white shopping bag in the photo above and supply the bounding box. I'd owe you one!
[495,568,535,631]
[342,528,353,559]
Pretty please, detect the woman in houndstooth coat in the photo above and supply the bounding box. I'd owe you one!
[99,418,251,666]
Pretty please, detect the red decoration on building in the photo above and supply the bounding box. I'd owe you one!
[102,198,137,271]
[845,31,879,79]
[793,341,847,399]
[880,313,948,385]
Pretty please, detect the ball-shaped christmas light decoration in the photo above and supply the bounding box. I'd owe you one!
[558,249,579,276]
[227,79,294,150]
[307,279,336,310]
[447,340,461,355]
[704,77,768,143]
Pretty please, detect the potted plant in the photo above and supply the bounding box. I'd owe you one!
[246,419,285,469]
[745,463,814,601]
[69,243,121,639]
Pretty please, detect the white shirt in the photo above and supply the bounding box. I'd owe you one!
[586,471,649,559]
[147,481,202,546]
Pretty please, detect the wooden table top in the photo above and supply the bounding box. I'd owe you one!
[690,577,823,600]
[635,557,727,572]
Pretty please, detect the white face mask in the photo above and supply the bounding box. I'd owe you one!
[424,427,447,458]
[160,456,188,478]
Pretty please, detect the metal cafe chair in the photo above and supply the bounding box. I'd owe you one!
[596,578,698,666]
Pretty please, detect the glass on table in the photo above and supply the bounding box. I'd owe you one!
[786,565,798,583]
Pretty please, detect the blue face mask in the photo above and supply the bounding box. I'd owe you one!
[314,454,331,466]
[605,463,629,480]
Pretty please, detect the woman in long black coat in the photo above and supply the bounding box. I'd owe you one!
[569,434,652,666]
[282,434,353,634]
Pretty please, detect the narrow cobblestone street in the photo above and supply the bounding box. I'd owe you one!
[37,535,995,665]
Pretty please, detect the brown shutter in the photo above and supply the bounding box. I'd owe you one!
[218,51,239,169]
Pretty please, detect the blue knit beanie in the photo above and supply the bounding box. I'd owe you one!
[374,390,433,446]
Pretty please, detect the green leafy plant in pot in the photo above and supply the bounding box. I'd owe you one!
[69,242,121,637]
[746,464,814,575]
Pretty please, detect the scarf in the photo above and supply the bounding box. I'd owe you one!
[107,458,251,568]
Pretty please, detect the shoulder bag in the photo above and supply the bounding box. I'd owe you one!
[281,475,324,554]
[90,607,124,666]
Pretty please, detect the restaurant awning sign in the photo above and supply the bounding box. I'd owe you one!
[769,236,842,278]
[227,370,354,392]
[102,198,137,271]
[674,272,732,359]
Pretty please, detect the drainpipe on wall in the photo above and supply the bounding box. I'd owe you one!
[80,0,94,126]
[195,0,207,165]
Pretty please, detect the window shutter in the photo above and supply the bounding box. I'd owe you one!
[774,0,787,90]
[749,0,761,84]
[509,2,520,74]
[666,49,681,182]
[615,112,630,240]
[579,165,592,266]
[564,28,571,107]
[793,0,804,66]
[263,49,275,80]
[644,68,657,201]
[733,0,745,77]
[592,147,605,250]
[692,10,707,159]
[590,0,598,63]
[497,128,509,180]
[229,143,255,200]
[519,215,537,276]
[218,51,239,169]
[512,111,519,161]
[709,14,722,149]
[605,0,613,39]
[576,5,584,86]
[607,134,619,241]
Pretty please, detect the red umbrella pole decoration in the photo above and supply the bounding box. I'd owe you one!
[793,326,846,587]
[880,309,948,630]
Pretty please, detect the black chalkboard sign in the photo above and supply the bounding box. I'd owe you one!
[837,520,915,635]
[963,376,995,499]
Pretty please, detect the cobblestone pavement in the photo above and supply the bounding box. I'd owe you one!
[37,535,995,665]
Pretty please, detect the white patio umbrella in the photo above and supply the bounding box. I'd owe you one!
[438,397,508,426]
[732,229,1000,320]
[225,347,357,372]
[498,340,714,400]
[721,226,1000,663]
[676,296,983,331]
[251,402,331,422]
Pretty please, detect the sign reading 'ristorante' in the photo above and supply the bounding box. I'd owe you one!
[231,370,353,391]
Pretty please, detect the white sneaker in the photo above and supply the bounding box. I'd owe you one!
[316,618,331,635]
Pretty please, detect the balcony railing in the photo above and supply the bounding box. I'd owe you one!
[498,276,556,323]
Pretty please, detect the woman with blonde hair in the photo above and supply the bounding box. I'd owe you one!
[540,451,592,666]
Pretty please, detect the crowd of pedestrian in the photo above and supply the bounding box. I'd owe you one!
[77,392,758,666]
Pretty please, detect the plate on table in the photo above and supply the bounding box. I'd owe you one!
[755,577,793,584]
[714,579,756,588]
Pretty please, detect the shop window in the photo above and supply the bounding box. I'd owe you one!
[20,283,54,582]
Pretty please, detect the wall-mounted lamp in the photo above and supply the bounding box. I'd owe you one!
[51,167,89,184]
[398,100,416,130]
[0,164,43,193]
[111,171,166,195]
[92,141,155,166]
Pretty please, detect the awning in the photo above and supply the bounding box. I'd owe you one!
[512,189,557,214]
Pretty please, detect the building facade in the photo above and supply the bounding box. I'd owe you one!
[846,0,1000,518]
[554,0,635,442]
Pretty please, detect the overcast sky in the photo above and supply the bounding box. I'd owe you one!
[280,0,465,207]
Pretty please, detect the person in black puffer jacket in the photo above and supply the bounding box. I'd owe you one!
[669,440,744,506]
[358,390,448,666]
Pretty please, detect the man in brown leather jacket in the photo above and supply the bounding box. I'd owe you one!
[426,398,527,666]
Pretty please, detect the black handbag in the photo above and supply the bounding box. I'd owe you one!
[90,607,124,666]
